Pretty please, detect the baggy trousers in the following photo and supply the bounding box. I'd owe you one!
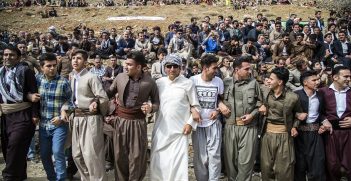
[192,120,222,181]
[1,109,35,181]
[72,115,107,181]
[294,130,325,181]
[224,124,258,181]
[112,117,147,181]
[261,132,295,181]
[324,129,351,181]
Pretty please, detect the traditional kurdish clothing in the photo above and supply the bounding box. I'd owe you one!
[70,68,109,181]
[319,84,351,181]
[150,75,200,181]
[107,72,159,181]
[0,62,39,180]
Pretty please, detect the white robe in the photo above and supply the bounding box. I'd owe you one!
[150,75,200,181]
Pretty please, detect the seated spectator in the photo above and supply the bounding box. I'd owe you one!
[89,55,106,79]
[201,30,220,55]
[149,26,165,53]
[135,32,155,62]
[168,29,191,60]
[272,33,294,64]
[116,30,135,58]
[96,30,116,59]
[220,36,242,59]
[219,56,233,78]
[48,7,58,17]
[54,35,70,56]
[242,38,259,62]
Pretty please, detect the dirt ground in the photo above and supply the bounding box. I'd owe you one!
[0,4,327,34]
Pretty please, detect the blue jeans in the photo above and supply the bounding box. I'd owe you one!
[39,124,68,181]
[27,137,35,159]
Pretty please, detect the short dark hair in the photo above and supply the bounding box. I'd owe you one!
[126,51,146,66]
[71,49,88,61]
[233,56,252,69]
[200,54,218,68]
[4,45,21,57]
[271,67,289,85]
[39,53,57,66]
[300,70,318,85]
[157,47,168,56]
[332,66,349,76]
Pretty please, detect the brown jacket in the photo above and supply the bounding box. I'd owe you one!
[107,72,159,113]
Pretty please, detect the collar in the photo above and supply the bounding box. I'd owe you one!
[329,83,350,93]
[44,74,60,81]
[269,88,287,99]
[73,68,87,79]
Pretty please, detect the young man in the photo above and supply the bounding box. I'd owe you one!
[70,49,109,180]
[294,70,325,181]
[150,54,200,181]
[190,54,224,180]
[259,67,305,181]
[0,45,39,180]
[222,56,263,181]
[36,53,74,181]
[106,51,160,181]
[319,66,351,181]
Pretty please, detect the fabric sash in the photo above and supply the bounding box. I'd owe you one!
[0,102,31,116]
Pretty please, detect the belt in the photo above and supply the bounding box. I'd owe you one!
[298,123,320,132]
[235,117,245,126]
[116,106,145,120]
[266,122,287,133]
[74,108,98,117]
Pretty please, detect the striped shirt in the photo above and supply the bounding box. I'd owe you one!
[37,74,74,130]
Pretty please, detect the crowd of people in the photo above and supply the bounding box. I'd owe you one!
[0,7,351,181]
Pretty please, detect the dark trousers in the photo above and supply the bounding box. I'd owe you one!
[325,129,351,181]
[0,109,35,181]
[294,130,325,181]
[103,122,114,165]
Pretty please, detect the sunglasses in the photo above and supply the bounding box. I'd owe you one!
[165,64,179,69]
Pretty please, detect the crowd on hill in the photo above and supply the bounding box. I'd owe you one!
[0,8,351,181]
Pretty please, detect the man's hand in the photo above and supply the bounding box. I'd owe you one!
[141,102,152,114]
[321,119,333,134]
[51,117,62,126]
[218,102,231,117]
[183,124,192,135]
[339,117,351,128]
[296,113,308,121]
[32,117,39,125]
[291,127,298,137]
[259,105,267,116]
[209,110,220,120]
[27,93,40,103]
[61,110,69,122]
[89,101,98,113]
[191,107,202,123]
[318,125,327,134]
[241,114,253,125]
